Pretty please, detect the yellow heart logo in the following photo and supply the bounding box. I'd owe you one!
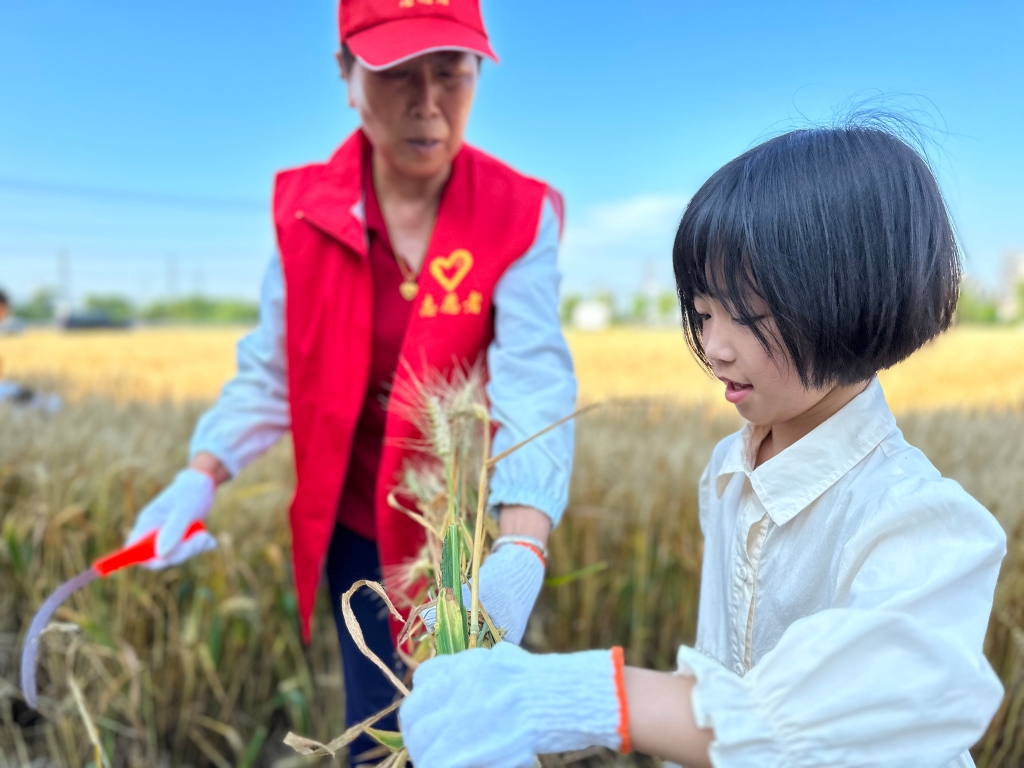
[429,249,474,292]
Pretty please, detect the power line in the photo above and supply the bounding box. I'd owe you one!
[0,176,267,213]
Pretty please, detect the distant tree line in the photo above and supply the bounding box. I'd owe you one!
[12,289,259,325]
[558,280,1024,329]
[956,280,1024,324]
[9,281,1022,328]
[13,290,58,322]
[560,291,681,328]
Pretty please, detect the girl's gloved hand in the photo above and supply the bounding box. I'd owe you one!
[400,642,628,768]
[422,541,545,645]
[125,468,218,569]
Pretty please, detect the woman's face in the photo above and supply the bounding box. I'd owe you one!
[344,51,479,180]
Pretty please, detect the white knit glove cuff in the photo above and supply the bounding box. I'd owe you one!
[524,647,628,756]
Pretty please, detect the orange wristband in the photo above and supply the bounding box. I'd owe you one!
[611,646,632,754]
[512,540,547,567]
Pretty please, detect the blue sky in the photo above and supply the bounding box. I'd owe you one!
[1,0,1022,305]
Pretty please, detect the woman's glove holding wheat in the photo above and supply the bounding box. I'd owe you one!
[125,468,218,569]
[400,642,627,768]
[474,540,546,645]
[422,540,545,645]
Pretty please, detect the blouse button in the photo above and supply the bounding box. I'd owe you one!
[736,565,749,581]
[295,210,305,220]
[733,662,744,675]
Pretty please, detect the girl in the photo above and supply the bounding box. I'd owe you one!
[398,123,1006,767]
[124,1,575,763]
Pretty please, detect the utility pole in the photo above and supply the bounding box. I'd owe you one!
[166,255,179,301]
[56,248,72,321]
[57,248,70,303]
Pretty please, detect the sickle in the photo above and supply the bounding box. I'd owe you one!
[20,521,208,709]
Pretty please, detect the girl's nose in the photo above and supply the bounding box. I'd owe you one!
[702,320,736,366]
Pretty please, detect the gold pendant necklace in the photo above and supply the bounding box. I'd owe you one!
[399,280,419,301]
[394,252,419,302]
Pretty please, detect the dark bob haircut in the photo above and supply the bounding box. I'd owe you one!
[673,123,961,388]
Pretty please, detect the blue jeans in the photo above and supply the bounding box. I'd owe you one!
[326,525,405,767]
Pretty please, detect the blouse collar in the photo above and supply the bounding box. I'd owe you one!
[716,377,897,526]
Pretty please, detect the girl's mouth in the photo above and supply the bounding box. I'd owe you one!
[724,380,753,404]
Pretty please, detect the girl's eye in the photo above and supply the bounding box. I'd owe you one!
[732,315,766,327]
[697,313,711,323]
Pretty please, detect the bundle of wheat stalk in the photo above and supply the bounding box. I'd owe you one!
[283,366,584,766]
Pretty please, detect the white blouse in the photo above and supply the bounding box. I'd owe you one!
[675,378,1006,768]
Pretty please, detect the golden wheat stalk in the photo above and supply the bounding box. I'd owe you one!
[284,365,594,760]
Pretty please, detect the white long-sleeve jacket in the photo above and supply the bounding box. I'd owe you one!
[189,199,577,524]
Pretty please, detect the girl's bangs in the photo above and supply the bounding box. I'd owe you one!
[675,174,766,327]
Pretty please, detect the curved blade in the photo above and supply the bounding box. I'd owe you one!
[20,568,97,709]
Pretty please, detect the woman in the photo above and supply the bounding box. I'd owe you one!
[126,1,576,762]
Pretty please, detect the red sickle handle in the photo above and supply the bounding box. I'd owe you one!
[93,521,208,576]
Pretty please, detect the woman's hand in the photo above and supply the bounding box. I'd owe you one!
[473,540,545,645]
[400,643,626,768]
[421,541,543,645]
[125,465,219,569]
[478,504,551,644]
[423,504,549,644]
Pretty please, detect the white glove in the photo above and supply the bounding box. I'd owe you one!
[473,542,545,645]
[421,541,546,645]
[126,468,218,569]
[401,643,627,767]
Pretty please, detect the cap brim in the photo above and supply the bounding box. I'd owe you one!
[346,17,498,71]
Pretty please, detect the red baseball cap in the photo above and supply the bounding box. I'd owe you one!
[340,0,498,71]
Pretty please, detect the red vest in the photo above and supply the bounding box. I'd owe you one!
[274,131,561,642]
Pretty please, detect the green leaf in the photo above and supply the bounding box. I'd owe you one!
[239,726,268,768]
[440,524,463,601]
[3,523,27,575]
[364,728,404,752]
[207,615,224,665]
[437,526,470,652]
[434,588,468,655]
[544,561,610,588]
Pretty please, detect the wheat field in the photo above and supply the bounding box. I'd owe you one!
[3,325,1024,411]
[2,325,1024,767]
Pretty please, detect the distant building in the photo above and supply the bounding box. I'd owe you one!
[571,300,612,331]
[997,251,1024,322]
